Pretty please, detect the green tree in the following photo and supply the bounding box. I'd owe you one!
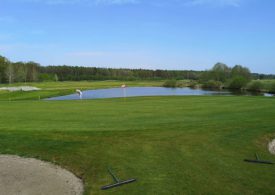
[231,65,251,80]
[247,81,264,92]
[202,80,223,89]
[211,62,231,82]
[0,56,9,83]
[200,63,231,82]
[13,62,28,83]
[269,81,275,93]
[228,76,249,90]
[54,74,59,82]
[26,61,40,82]
[5,61,14,84]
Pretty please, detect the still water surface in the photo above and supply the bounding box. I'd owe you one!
[45,87,273,100]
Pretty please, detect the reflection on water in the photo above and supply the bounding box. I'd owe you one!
[45,87,273,101]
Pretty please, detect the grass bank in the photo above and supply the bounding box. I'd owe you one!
[0,80,164,101]
[0,96,274,194]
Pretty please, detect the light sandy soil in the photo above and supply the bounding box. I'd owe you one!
[0,155,83,195]
[268,139,275,155]
[0,86,40,92]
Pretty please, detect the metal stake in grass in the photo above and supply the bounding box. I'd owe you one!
[101,167,136,190]
[121,84,127,100]
[244,153,274,165]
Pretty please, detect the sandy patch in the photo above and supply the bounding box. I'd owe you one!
[0,155,83,195]
[0,86,40,92]
[268,139,275,155]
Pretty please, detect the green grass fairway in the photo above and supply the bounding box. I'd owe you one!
[0,96,275,194]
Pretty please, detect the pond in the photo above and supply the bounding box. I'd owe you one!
[45,87,274,100]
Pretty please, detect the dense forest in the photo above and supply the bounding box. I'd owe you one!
[39,66,203,81]
[0,55,274,84]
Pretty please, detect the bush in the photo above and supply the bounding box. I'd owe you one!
[269,81,275,93]
[228,77,248,90]
[247,81,264,92]
[188,81,198,88]
[38,73,55,82]
[175,81,188,88]
[202,80,223,89]
[163,80,177,88]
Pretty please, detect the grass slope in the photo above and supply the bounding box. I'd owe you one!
[0,96,275,194]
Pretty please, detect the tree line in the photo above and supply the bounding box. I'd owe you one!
[200,62,253,89]
[39,65,203,81]
[0,56,40,84]
[0,55,274,84]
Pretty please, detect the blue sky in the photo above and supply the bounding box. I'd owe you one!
[0,0,274,73]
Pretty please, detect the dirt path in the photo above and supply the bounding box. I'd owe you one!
[0,155,83,195]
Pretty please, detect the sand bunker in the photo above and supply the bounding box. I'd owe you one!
[0,155,83,195]
[0,86,40,92]
[268,139,275,155]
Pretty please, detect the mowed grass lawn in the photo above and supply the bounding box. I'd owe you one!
[0,96,275,194]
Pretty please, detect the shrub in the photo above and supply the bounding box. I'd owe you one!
[269,81,275,93]
[202,80,223,89]
[175,81,186,88]
[163,80,177,88]
[247,81,264,92]
[228,76,248,90]
[188,81,198,88]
